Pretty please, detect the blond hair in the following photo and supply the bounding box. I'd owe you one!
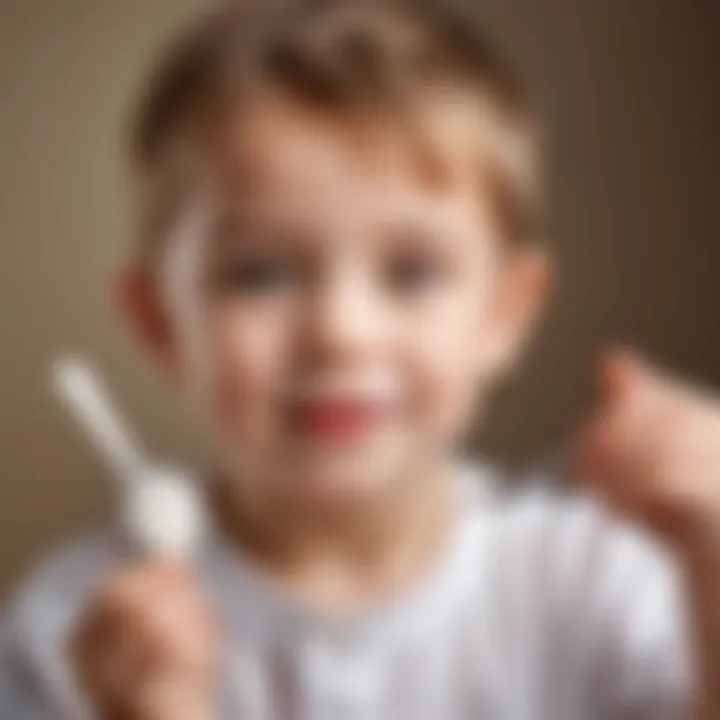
[130,0,541,261]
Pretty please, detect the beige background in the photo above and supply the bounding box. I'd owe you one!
[1,0,719,597]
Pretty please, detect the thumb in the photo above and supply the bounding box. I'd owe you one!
[598,348,650,407]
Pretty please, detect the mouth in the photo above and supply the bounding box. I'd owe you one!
[286,396,392,443]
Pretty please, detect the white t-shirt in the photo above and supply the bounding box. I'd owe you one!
[0,463,691,719]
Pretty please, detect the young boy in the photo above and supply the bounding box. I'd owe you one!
[2,0,719,718]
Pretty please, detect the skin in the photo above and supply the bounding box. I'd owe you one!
[74,92,547,720]
[71,92,720,718]
[577,353,720,719]
[70,562,216,720]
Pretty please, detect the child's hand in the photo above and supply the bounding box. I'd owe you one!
[577,351,720,717]
[576,350,720,548]
[69,561,217,720]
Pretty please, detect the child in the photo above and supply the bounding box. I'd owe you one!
[2,0,718,717]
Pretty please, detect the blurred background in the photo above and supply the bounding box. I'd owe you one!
[1,0,719,597]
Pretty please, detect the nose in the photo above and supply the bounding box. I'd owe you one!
[304,262,387,365]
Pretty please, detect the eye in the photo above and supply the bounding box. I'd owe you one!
[385,250,445,293]
[214,255,296,294]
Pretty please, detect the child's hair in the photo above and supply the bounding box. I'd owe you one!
[130,0,541,264]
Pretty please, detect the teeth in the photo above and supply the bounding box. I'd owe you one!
[291,373,402,403]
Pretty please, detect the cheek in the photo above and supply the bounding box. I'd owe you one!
[184,304,293,439]
[401,292,494,439]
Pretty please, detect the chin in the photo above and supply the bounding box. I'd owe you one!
[281,445,408,507]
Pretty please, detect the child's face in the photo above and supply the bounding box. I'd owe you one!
[127,93,547,505]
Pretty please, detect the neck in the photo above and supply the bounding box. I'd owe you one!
[210,460,457,612]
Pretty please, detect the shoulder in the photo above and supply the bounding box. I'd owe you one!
[2,529,121,709]
[7,528,121,631]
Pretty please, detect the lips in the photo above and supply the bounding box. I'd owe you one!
[287,397,389,442]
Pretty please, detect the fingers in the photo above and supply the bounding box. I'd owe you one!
[70,560,216,720]
[598,348,638,404]
[597,348,666,407]
[575,347,720,538]
[574,348,669,504]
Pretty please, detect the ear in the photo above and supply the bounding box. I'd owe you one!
[484,246,552,378]
[114,263,180,380]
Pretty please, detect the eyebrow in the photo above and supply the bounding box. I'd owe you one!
[208,194,480,252]
[211,210,281,246]
[209,209,321,259]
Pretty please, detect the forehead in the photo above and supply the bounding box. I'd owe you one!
[202,88,487,219]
